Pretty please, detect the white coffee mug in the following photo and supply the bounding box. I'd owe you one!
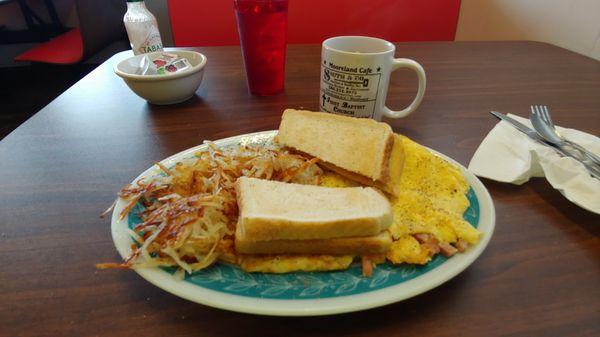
[320,36,426,120]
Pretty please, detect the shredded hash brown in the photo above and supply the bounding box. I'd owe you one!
[97,142,322,274]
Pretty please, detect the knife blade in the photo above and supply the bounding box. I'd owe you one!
[489,111,546,142]
[489,111,600,179]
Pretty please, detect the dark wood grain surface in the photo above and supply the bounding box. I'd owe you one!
[1,41,599,337]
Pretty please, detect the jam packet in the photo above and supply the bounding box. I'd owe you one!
[148,52,192,75]
[134,52,192,75]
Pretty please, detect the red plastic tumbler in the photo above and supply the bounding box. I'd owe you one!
[234,0,288,95]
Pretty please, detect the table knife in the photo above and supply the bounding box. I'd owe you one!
[489,111,600,179]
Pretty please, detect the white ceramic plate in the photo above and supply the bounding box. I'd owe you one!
[110,130,495,316]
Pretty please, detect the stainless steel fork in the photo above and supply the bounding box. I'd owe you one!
[530,105,600,167]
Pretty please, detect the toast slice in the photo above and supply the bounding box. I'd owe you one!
[235,177,392,241]
[275,109,403,195]
[235,226,392,255]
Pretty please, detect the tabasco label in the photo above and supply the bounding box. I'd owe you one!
[137,25,163,54]
[126,21,164,55]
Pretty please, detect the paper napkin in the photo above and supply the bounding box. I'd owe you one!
[468,114,600,214]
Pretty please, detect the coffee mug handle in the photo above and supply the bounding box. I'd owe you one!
[382,58,426,119]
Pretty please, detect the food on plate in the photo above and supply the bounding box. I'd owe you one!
[239,255,354,273]
[321,135,482,265]
[276,109,404,195]
[235,177,392,241]
[100,109,482,277]
[97,143,323,274]
[236,229,392,255]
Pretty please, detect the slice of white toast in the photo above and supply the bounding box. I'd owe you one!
[235,177,392,241]
[235,227,392,255]
[275,109,404,195]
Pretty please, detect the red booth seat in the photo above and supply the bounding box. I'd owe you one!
[15,28,84,64]
[169,0,460,46]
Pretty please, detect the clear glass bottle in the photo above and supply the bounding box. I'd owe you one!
[124,0,163,55]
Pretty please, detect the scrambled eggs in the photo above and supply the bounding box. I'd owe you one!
[321,135,481,265]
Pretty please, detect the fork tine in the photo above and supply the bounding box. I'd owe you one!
[530,105,536,116]
[532,105,539,116]
[542,110,550,125]
[538,105,545,120]
[538,106,548,123]
[541,106,554,127]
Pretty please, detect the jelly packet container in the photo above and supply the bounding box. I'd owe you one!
[132,52,192,75]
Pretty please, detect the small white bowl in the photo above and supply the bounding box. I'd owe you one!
[114,50,207,105]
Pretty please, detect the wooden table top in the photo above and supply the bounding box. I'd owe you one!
[1,41,598,337]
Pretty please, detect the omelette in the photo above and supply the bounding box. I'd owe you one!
[240,255,353,273]
[321,135,481,266]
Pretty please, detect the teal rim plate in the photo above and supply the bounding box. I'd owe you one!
[111,130,496,316]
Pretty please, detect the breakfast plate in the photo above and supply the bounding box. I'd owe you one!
[110,130,495,316]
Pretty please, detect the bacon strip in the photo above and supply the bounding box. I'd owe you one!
[361,256,373,277]
[439,242,458,257]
